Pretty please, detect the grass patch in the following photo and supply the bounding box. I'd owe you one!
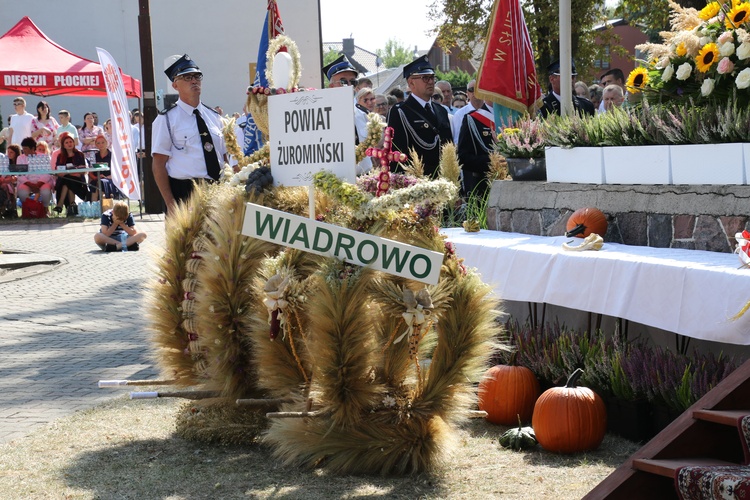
[0,393,639,499]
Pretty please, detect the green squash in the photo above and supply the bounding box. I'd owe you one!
[499,417,537,451]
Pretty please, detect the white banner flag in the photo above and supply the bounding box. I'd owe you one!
[96,47,141,200]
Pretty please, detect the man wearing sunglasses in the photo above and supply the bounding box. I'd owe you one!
[323,54,359,89]
[386,56,452,178]
[152,54,227,213]
[322,55,375,173]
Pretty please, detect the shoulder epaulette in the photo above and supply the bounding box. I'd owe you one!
[158,102,177,115]
[202,104,220,115]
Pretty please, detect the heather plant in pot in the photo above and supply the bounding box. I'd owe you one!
[495,116,547,181]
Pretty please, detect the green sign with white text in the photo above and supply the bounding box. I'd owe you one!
[241,203,443,285]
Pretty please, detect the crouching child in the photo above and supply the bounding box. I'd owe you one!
[94,201,147,252]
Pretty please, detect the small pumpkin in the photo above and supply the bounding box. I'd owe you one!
[499,416,537,451]
[478,358,541,425]
[565,207,607,238]
[531,368,607,454]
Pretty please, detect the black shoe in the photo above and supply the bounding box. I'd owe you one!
[53,206,63,214]
[104,244,118,252]
[127,242,140,252]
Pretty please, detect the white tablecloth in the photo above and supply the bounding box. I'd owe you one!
[441,228,750,345]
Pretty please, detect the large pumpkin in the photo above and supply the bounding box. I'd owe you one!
[565,207,607,238]
[478,363,540,425]
[531,368,606,453]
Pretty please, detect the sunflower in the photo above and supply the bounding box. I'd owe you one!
[696,43,720,72]
[725,2,750,29]
[626,67,650,92]
[676,43,688,57]
[699,1,721,20]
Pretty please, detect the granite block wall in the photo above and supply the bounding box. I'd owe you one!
[487,181,750,253]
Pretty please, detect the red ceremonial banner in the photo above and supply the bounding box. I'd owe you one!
[475,0,542,114]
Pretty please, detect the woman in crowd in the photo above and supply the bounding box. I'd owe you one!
[102,118,112,145]
[78,112,103,153]
[53,132,89,216]
[0,144,20,217]
[452,94,467,109]
[90,134,116,201]
[16,140,55,208]
[30,101,59,149]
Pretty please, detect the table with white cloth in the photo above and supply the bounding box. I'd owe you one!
[441,228,750,345]
[0,166,108,197]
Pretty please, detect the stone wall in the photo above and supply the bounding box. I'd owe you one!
[487,181,750,253]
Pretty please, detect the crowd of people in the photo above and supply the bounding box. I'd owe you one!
[540,63,629,118]
[314,55,633,202]
[0,97,144,219]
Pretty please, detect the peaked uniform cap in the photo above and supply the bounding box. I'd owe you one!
[403,56,435,79]
[322,55,358,81]
[547,59,577,76]
[165,54,202,82]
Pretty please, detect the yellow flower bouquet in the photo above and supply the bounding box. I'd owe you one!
[629,0,750,105]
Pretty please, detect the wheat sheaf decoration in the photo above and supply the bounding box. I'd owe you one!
[148,185,213,385]
[262,249,498,475]
[149,178,500,474]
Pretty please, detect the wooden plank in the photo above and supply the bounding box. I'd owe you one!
[692,409,749,426]
[633,457,737,478]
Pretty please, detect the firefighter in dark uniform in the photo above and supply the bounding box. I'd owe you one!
[457,93,495,199]
[386,56,452,178]
[539,60,596,119]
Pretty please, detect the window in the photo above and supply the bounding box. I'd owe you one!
[593,46,610,70]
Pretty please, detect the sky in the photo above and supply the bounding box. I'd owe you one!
[319,0,438,54]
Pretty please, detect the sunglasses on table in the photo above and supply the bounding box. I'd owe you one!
[337,78,358,86]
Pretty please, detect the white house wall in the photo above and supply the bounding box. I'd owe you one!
[0,0,322,129]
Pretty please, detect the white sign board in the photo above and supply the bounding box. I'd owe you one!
[268,86,357,186]
[242,203,443,285]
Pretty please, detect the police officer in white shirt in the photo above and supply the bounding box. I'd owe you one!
[151,54,227,214]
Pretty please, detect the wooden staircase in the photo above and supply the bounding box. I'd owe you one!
[584,358,750,499]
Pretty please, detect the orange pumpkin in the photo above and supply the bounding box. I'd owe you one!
[565,207,608,238]
[478,363,540,425]
[531,368,606,453]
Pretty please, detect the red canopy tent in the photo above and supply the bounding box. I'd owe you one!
[0,16,141,98]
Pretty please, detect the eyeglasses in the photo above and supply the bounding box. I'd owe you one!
[337,78,358,86]
[178,74,203,82]
[13,102,23,106]
[467,87,475,93]
[432,95,442,101]
[375,102,388,108]
[410,75,436,83]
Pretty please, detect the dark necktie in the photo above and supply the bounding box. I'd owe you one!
[424,102,436,120]
[193,108,221,180]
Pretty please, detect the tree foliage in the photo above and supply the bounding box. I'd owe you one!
[376,39,415,68]
[323,48,341,67]
[613,0,705,42]
[428,0,615,85]
[434,69,475,89]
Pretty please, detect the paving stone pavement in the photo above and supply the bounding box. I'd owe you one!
[0,215,167,443]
